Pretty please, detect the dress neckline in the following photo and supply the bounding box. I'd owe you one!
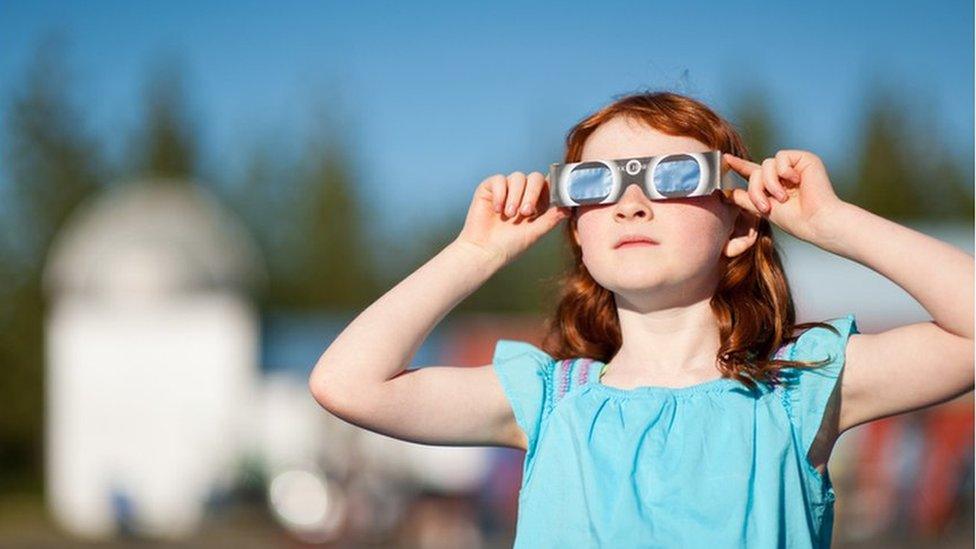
[591,360,742,396]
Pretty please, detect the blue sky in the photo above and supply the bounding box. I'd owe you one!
[2,0,972,238]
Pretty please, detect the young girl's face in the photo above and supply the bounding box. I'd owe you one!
[572,116,756,304]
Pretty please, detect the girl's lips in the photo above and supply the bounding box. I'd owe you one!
[615,241,658,249]
[614,233,659,248]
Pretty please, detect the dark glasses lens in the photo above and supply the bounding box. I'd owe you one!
[567,162,614,202]
[651,155,702,197]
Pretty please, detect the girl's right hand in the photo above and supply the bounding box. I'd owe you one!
[455,171,572,266]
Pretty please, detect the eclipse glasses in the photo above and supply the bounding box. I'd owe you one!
[548,150,749,207]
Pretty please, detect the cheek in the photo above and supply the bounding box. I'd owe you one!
[667,213,728,260]
[575,214,608,249]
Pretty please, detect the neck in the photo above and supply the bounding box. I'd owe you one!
[604,297,723,385]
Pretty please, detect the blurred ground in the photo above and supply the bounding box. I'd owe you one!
[1,490,971,548]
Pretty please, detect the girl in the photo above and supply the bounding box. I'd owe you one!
[308,91,974,548]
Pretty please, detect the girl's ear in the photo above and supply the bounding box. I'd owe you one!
[723,208,760,258]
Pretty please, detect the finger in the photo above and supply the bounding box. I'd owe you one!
[529,204,572,236]
[487,174,507,213]
[504,172,527,217]
[729,188,764,217]
[774,150,801,184]
[747,166,770,213]
[723,152,761,178]
[780,149,820,169]
[761,158,789,203]
[521,172,545,215]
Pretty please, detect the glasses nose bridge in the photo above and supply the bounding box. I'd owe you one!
[621,178,651,200]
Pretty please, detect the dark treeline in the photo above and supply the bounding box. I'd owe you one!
[0,35,971,492]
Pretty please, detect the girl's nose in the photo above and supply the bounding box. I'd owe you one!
[614,185,653,219]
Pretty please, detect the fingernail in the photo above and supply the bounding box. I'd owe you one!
[521,205,533,214]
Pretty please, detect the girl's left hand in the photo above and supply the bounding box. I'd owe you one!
[723,150,847,243]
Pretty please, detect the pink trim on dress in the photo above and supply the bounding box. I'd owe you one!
[558,360,572,399]
[577,358,594,386]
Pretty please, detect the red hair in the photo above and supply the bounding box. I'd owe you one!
[540,90,837,390]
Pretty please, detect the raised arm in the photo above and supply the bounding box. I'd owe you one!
[725,150,975,436]
[811,201,974,432]
[308,171,570,449]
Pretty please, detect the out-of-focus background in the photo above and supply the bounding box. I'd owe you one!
[0,1,973,547]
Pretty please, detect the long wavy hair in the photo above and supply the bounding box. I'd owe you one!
[540,90,838,391]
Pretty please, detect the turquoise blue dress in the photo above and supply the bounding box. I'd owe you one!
[491,314,860,548]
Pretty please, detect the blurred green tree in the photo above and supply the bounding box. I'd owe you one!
[850,80,973,222]
[284,134,382,310]
[132,56,198,179]
[227,95,383,313]
[729,86,778,162]
[231,137,290,308]
[0,34,105,492]
[247,89,380,313]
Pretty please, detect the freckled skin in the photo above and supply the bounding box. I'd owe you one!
[571,116,757,310]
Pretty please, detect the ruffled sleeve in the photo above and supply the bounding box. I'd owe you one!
[491,339,556,454]
[783,313,861,457]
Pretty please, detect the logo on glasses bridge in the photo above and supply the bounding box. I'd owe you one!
[625,159,642,175]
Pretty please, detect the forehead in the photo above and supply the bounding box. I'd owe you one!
[580,116,711,162]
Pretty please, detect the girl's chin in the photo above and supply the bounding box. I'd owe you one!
[602,277,667,292]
